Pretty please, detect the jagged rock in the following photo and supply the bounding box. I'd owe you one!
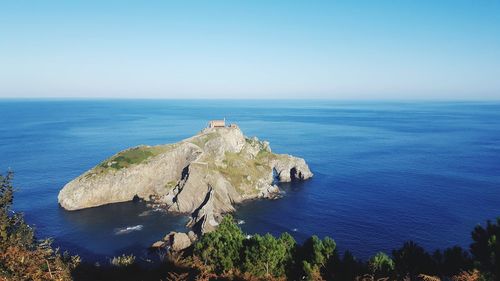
[58,142,201,210]
[164,232,191,251]
[151,240,166,248]
[187,231,197,242]
[58,125,313,233]
[273,155,313,182]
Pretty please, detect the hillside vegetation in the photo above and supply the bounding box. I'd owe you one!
[2,171,500,281]
[87,144,175,176]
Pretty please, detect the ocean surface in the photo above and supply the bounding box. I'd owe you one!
[1,100,499,262]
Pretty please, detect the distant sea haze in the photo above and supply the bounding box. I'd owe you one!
[1,99,499,261]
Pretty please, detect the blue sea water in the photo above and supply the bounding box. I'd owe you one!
[1,99,499,261]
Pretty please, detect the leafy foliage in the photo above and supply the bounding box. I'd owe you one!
[189,215,499,281]
[0,172,77,281]
[301,235,336,268]
[194,214,245,273]
[242,233,293,277]
[433,246,473,277]
[329,250,364,281]
[470,218,500,280]
[297,235,336,280]
[369,252,395,277]
[0,171,33,247]
[1,171,499,281]
[392,241,437,279]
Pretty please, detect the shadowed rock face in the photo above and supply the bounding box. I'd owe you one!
[58,126,313,233]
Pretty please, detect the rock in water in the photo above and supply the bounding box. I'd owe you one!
[164,232,192,251]
[150,240,166,249]
[58,124,313,233]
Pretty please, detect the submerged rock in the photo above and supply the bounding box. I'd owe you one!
[58,124,313,233]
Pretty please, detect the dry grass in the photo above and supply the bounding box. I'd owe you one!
[190,133,218,149]
[215,150,272,195]
[451,270,481,281]
[355,275,391,281]
[110,254,136,267]
[0,246,74,281]
[166,272,189,281]
[164,180,177,189]
[418,274,441,281]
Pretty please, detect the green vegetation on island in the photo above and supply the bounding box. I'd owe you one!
[87,144,175,176]
[58,126,313,220]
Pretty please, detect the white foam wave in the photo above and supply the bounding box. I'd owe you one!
[138,211,151,217]
[114,225,144,235]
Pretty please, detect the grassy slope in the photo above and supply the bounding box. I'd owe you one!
[215,144,276,195]
[84,131,283,196]
[188,132,280,195]
[188,132,217,149]
[85,144,175,177]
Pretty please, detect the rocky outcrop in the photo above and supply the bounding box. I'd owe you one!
[273,155,312,182]
[150,231,192,251]
[58,143,201,211]
[58,125,313,233]
[165,231,192,251]
[151,240,166,249]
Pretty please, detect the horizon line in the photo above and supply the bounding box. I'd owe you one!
[1,97,500,102]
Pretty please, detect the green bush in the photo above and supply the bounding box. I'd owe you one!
[243,233,292,277]
[0,172,76,281]
[194,214,245,273]
[369,252,395,277]
[0,171,34,249]
[2,170,499,281]
[471,218,500,280]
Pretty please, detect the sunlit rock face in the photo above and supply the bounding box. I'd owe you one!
[58,125,313,233]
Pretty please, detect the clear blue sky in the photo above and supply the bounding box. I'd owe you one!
[1,0,499,99]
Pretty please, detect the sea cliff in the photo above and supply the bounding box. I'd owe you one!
[58,124,313,233]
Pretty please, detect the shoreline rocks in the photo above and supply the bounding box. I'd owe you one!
[150,231,193,252]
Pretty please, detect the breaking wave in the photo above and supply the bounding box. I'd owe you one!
[138,208,165,217]
[138,211,151,217]
[114,225,144,235]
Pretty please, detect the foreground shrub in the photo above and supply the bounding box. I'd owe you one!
[369,252,395,278]
[470,218,500,280]
[392,241,437,279]
[194,214,245,273]
[0,244,76,281]
[110,254,136,267]
[433,246,473,277]
[0,172,77,280]
[242,233,295,277]
[1,170,499,281]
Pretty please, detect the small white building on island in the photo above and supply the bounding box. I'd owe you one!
[207,119,239,129]
[208,119,226,128]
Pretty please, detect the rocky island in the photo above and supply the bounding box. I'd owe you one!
[58,121,313,234]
